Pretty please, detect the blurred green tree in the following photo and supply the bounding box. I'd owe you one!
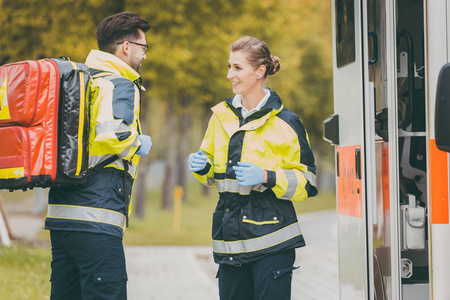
[0,0,126,64]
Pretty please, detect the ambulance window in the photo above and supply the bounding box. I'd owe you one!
[335,0,355,68]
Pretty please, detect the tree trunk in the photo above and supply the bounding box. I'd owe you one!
[176,96,191,201]
[134,158,148,219]
[161,106,177,210]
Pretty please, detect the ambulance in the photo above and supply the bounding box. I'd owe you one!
[323,0,450,299]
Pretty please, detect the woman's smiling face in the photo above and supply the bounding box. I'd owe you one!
[227,51,262,96]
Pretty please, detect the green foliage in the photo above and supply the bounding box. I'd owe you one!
[0,0,333,131]
[0,0,124,64]
[0,244,51,300]
[129,0,243,110]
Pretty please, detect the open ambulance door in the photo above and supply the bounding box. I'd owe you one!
[325,0,372,298]
[326,0,411,299]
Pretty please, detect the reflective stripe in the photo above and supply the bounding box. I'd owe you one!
[206,177,215,187]
[302,170,317,187]
[118,137,139,157]
[216,179,267,194]
[95,120,132,135]
[47,204,125,229]
[214,170,315,198]
[89,155,137,176]
[280,170,297,200]
[213,223,302,254]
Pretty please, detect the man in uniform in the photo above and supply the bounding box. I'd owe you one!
[45,12,152,299]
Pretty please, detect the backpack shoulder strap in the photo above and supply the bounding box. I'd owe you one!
[91,71,114,79]
[87,68,121,174]
[88,154,120,175]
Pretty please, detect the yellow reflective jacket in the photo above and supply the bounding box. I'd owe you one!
[86,50,142,178]
[45,50,144,237]
[193,90,317,264]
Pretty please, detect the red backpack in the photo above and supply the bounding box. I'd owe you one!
[0,58,91,190]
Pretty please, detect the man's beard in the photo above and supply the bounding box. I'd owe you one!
[130,61,141,74]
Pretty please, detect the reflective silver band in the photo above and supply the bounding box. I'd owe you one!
[279,169,317,200]
[89,155,137,176]
[213,222,302,254]
[47,204,125,229]
[95,120,132,135]
[302,170,317,187]
[118,136,140,158]
[206,177,215,187]
[215,180,267,194]
[280,170,297,200]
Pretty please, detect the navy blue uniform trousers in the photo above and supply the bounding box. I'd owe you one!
[49,230,127,300]
[217,249,298,300]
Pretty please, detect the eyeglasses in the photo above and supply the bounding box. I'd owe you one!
[117,41,148,54]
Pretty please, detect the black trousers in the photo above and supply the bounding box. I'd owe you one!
[49,230,127,300]
[217,249,298,300]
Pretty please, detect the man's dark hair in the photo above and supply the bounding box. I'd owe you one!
[97,12,150,54]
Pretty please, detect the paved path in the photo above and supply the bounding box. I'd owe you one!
[126,209,339,300]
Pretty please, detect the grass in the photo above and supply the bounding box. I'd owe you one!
[0,244,51,300]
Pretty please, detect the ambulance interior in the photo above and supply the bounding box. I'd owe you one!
[370,0,428,298]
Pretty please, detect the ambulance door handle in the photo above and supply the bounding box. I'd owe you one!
[368,31,378,65]
[336,151,340,177]
[355,147,361,180]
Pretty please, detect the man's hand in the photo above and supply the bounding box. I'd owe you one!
[188,150,208,172]
[233,162,264,186]
[136,135,152,156]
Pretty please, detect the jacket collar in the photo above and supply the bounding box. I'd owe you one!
[212,88,284,137]
[85,50,141,82]
[224,88,283,113]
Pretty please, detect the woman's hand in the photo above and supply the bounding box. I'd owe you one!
[188,150,208,172]
[233,162,265,186]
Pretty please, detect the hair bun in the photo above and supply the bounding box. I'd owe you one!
[270,55,281,75]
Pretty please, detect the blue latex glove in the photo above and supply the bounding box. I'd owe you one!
[188,150,208,172]
[136,135,152,156]
[232,162,264,186]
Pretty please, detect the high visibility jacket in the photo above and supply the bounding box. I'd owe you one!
[87,50,142,178]
[45,50,143,238]
[193,90,317,264]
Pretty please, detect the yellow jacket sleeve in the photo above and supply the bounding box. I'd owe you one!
[92,77,140,161]
[193,115,216,186]
[266,117,317,202]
